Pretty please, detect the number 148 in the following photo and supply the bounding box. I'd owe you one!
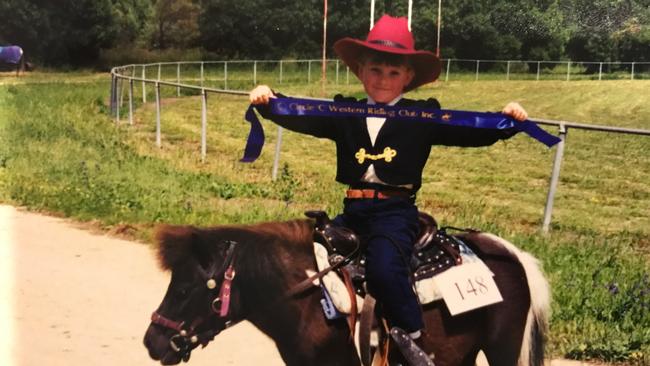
[454,276,489,300]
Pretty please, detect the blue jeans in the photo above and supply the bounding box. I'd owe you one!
[333,197,423,332]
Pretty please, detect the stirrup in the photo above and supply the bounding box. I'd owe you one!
[389,327,435,366]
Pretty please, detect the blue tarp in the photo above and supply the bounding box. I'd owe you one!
[0,46,23,64]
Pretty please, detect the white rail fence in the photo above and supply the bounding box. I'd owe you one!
[116,59,650,99]
[109,61,650,233]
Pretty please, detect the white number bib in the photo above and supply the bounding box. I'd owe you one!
[433,262,503,316]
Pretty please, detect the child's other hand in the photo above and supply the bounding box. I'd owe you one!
[249,85,275,105]
[502,102,528,122]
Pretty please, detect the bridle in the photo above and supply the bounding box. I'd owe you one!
[150,240,239,362]
[149,237,359,361]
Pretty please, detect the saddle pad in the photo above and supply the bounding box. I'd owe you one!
[312,239,491,314]
[312,242,364,314]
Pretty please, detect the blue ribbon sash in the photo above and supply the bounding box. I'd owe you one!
[241,96,560,162]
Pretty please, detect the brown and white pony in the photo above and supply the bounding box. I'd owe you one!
[143,219,549,366]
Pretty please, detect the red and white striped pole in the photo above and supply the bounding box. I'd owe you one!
[322,0,328,93]
[436,0,442,57]
[408,0,413,30]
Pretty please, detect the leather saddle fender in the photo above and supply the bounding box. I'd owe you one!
[305,210,360,257]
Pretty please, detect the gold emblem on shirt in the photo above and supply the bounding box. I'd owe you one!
[355,147,397,164]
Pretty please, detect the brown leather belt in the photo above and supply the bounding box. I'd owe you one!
[346,189,412,199]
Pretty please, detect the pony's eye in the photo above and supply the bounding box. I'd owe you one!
[175,286,191,298]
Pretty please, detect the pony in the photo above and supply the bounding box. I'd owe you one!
[143,217,549,366]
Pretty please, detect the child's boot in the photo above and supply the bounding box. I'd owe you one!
[389,327,435,366]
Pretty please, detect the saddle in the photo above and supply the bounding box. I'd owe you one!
[305,210,473,366]
[305,210,466,295]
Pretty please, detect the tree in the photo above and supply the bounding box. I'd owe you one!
[563,0,638,65]
[3,0,648,68]
[111,0,154,45]
[433,0,507,61]
[0,0,127,66]
[614,17,650,62]
[490,1,566,61]
[199,0,320,58]
[149,0,200,49]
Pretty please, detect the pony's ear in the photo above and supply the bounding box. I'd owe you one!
[154,224,214,273]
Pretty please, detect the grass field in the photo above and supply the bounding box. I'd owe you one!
[0,71,649,364]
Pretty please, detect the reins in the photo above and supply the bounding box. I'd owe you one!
[285,246,359,298]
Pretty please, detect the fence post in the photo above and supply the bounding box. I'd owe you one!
[224,61,228,90]
[119,74,125,112]
[336,60,339,85]
[157,63,161,81]
[445,59,451,82]
[272,126,284,181]
[598,63,603,81]
[116,78,121,124]
[542,123,567,233]
[253,61,257,85]
[177,63,181,96]
[631,62,635,80]
[506,61,510,80]
[201,89,208,162]
[110,74,117,119]
[129,78,134,125]
[200,62,204,87]
[536,61,541,81]
[155,82,161,148]
[475,60,480,81]
[279,60,283,84]
[308,60,312,84]
[142,65,147,103]
[566,61,571,81]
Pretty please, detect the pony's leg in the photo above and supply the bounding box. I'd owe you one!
[482,343,520,366]
[260,290,361,366]
[459,350,481,366]
[420,304,482,366]
[283,317,361,366]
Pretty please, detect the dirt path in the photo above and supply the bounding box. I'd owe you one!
[1,205,598,366]
[1,205,283,366]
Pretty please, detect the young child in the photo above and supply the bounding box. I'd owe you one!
[250,14,527,362]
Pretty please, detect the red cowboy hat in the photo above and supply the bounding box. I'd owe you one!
[333,15,441,92]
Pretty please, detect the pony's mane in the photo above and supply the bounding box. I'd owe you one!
[154,219,314,271]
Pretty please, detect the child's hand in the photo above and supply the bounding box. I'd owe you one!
[502,102,528,122]
[249,85,276,105]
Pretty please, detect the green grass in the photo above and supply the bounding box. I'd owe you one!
[0,71,649,364]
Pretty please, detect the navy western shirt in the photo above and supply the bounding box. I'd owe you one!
[258,94,518,192]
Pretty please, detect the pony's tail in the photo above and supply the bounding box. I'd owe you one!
[480,233,550,366]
